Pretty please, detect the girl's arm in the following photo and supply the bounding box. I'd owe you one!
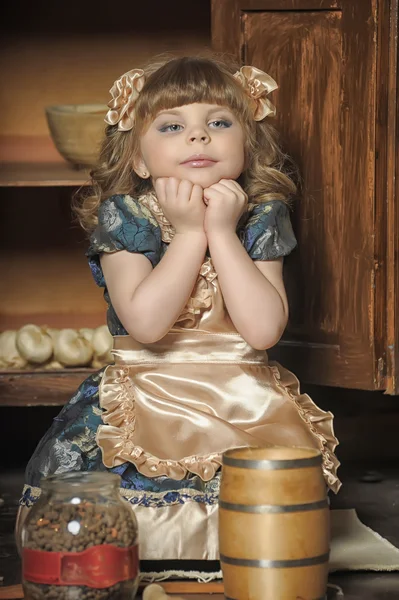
[101,231,207,343]
[204,179,288,350]
[101,178,207,344]
[207,231,288,350]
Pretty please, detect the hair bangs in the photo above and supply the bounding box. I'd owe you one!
[135,57,251,128]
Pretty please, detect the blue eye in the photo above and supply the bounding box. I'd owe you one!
[159,123,183,133]
[209,119,232,128]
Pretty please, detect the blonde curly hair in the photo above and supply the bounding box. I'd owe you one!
[74,52,297,233]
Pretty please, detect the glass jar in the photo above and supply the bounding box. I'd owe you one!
[21,472,139,600]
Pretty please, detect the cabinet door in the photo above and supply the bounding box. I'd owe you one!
[212,0,393,390]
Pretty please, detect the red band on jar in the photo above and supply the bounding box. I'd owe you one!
[23,545,139,588]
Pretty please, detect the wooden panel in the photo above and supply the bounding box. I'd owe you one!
[0,136,68,164]
[1,313,106,331]
[212,1,380,389]
[211,0,340,57]
[211,0,242,56]
[0,161,91,186]
[0,370,95,406]
[221,0,339,6]
[0,188,106,329]
[0,586,23,600]
[383,0,399,394]
[247,6,378,388]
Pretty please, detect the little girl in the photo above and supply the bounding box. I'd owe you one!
[18,54,340,581]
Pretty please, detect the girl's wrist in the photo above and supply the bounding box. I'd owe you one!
[206,229,238,243]
[174,230,208,245]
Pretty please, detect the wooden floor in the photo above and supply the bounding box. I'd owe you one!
[1,462,399,599]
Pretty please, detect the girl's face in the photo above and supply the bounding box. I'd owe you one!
[135,103,246,188]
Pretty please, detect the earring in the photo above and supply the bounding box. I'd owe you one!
[141,171,148,178]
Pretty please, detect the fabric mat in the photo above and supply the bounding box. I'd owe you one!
[330,509,399,571]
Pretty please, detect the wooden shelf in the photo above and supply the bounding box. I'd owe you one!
[0,163,91,187]
[0,369,97,406]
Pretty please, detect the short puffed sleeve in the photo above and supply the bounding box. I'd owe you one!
[239,200,297,261]
[87,194,162,287]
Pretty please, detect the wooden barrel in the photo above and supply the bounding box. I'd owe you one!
[219,446,329,600]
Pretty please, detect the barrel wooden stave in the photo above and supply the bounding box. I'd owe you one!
[219,509,329,560]
[222,563,328,600]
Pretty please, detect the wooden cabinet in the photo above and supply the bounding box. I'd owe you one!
[0,0,211,406]
[212,0,399,392]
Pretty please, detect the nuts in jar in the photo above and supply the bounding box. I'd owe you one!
[21,472,139,599]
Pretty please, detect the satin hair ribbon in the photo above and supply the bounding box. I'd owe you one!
[104,68,145,131]
[233,65,278,121]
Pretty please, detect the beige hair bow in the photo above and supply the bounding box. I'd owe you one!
[104,68,145,131]
[233,66,278,120]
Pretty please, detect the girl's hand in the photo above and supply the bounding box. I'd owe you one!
[203,179,248,236]
[155,177,206,235]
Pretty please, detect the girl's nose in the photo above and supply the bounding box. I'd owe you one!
[188,129,210,143]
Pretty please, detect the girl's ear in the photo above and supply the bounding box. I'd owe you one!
[133,156,150,179]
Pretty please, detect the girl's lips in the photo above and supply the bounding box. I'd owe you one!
[181,159,217,168]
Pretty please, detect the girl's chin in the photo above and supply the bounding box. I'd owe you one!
[152,169,241,188]
[188,175,221,187]
[175,170,235,187]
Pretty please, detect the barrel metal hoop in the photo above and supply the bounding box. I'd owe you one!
[220,552,330,569]
[219,498,328,514]
[222,454,322,470]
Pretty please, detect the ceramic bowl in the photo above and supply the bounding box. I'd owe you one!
[45,104,108,168]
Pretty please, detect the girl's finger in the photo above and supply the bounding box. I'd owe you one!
[177,179,193,203]
[206,182,237,198]
[165,177,179,202]
[189,184,204,204]
[203,187,224,203]
[216,180,246,201]
[154,178,167,204]
[219,179,244,193]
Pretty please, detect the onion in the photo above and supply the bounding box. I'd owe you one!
[16,324,53,365]
[54,329,93,367]
[143,583,185,600]
[46,328,60,343]
[91,325,113,367]
[0,330,27,368]
[79,328,94,343]
[43,360,64,370]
